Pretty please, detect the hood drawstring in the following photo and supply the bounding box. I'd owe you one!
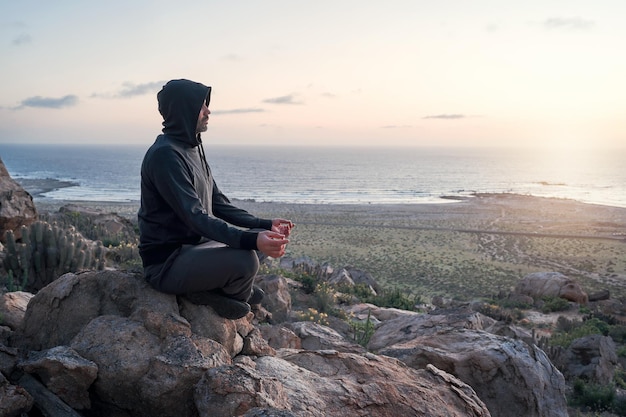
[197,135,212,181]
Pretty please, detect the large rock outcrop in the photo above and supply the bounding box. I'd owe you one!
[10,270,491,417]
[514,271,588,304]
[369,307,568,417]
[0,158,37,242]
[551,334,618,385]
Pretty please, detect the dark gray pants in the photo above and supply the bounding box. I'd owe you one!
[144,240,259,302]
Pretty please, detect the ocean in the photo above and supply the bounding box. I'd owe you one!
[0,143,625,208]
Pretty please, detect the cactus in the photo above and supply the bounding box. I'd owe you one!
[2,220,107,292]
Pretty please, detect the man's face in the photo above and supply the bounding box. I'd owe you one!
[196,103,210,133]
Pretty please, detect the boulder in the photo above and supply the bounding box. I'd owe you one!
[17,270,183,351]
[370,308,568,417]
[0,158,37,243]
[344,302,419,323]
[514,272,588,304]
[367,306,496,352]
[326,266,380,294]
[0,291,33,331]
[552,334,618,385]
[16,270,233,416]
[255,274,292,322]
[0,343,19,381]
[12,269,492,417]
[0,372,33,417]
[286,321,366,354]
[179,296,254,357]
[258,325,302,350]
[194,350,491,417]
[19,345,97,409]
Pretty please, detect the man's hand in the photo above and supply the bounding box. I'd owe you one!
[257,230,289,258]
[271,218,294,237]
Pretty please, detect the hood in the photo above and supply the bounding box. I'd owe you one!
[157,79,211,146]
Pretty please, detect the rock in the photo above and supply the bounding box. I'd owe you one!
[242,328,276,357]
[17,373,83,417]
[0,158,37,242]
[552,334,618,385]
[286,321,366,354]
[374,314,568,417]
[386,332,565,417]
[485,321,534,345]
[367,306,496,352]
[594,298,626,317]
[15,270,237,416]
[344,302,419,323]
[0,326,11,346]
[19,345,97,409]
[17,270,183,351]
[255,274,292,322]
[258,325,302,350]
[514,272,588,304]
[326,267,380,295]
[0,343,19,379]
[194,350,491,417]
[0,372,34,417]
[327,268,355,286]
[0,291,33,331]
[588,289,610,302]
[179,296,252,357]
[70,315,231,417]
[11,267,579,416]
[242,408,299,416]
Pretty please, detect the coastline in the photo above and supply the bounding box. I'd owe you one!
[33,193,626,299]
[33,193,626,240]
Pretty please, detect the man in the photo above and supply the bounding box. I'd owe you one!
[138,79,293,319]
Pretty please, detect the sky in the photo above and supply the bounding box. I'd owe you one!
[1,1,625,149]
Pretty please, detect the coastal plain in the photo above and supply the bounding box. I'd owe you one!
[34,193,626,301]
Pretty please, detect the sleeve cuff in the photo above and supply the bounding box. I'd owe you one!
[240,231,259,250]
[259,219,273,230]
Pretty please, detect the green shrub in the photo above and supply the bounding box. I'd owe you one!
[339,283,375,299]
[541,296,571,313]
[492,297,533,310]
[609,325,626,344]
[364,287,421,311]
[617,346,626,358]
[611,395,626,415]
[550,318,610,348]
[569,379,615,412]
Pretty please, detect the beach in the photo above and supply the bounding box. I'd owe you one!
[34,194,626,300]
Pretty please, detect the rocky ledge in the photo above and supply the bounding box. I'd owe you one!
[0,267,580,417]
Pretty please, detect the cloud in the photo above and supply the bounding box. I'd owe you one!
[16,95,78,109]
[12,33,32,46]
[211,108,265,115]
[423,114,466,120]
[543,17,595,31]
[91,81,167,99]
[117,81,167,98]
[263,94,302,105]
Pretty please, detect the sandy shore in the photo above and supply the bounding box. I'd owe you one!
[33,194,626,300]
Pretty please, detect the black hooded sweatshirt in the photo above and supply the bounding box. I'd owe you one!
[138,79,272,267]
